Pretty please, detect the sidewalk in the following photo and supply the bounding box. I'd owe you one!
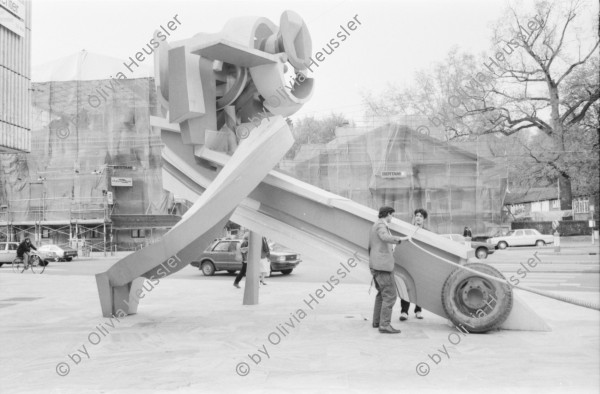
[550,235,599,254]
[0,271,598,393]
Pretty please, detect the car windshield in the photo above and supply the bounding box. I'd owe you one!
[270,243,290,252]
[505,231,516,236]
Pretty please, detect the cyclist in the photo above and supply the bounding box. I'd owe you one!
[17,238,37,269]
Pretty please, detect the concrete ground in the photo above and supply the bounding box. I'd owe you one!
[1,257,599,394]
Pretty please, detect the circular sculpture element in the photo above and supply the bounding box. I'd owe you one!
[278,10,312,70]
[441,263,513,333]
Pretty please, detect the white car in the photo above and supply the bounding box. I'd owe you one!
[0,241,54,267]
[37,244,78,261]
[440,234,495,259]
[0,242,19,267]
[487,229,554,249]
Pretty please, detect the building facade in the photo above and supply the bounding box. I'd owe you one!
[280,124,504,234]
[0,71,180,251]
[0,0,30,153]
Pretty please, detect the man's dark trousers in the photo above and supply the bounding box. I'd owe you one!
[372,269,397,326]
[234,262,247,285]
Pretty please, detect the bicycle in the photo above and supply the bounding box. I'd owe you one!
[12,252,46,274]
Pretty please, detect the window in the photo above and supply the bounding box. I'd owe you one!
[451,190,463,210]
[540,201,550,212]
[511,204,525,214]
[8,243,17,251]
[213,242,231,252]
[552,199,560,209]
[524,230,535,235]
[42,229,50,238]
[131,229,145,238]
[573,198,589,214]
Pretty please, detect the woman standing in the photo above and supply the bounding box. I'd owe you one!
[259,237,271,285]
[399,208,427,321]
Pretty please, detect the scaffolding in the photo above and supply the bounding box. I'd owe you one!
[0,195,113,253]
[278,119,508,235]
[0,77,178,251]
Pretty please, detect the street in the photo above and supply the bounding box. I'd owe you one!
[3,244,598,293]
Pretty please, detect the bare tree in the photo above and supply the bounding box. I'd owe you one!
[363,0,599,208]
[462,0,598,207]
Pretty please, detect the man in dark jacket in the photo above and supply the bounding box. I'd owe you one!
[369,206,406,334]
[17,238,37,269]
[233,232,250,288]
[233,232,270,288]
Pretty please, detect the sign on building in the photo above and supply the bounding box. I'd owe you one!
[380,171,407,178]
[111,177,133,187]
[0,0,25,37]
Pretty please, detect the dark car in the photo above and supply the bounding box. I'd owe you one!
[191,238,301,276]
[440,234,496,259]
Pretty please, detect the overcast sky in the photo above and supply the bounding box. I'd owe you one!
[29,0,557,123]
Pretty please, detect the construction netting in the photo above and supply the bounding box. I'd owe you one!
[0,77,172,226]
[278,117,509,235]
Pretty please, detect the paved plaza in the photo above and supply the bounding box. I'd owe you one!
[1,242,599,393]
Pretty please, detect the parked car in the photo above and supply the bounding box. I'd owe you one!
[191,238,301,276]
[0,241,53,267]
[487,229,554,249]
[440,234,495,259]
[0,242,19,267]
[37,244,78,261]
[472,229,510,243]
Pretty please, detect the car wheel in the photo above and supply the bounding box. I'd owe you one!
[0,263,3,268]
[441,263,513,333]
[475,248,488,259]
[281,269,293,275]
[497,241,508,250]
[66,257,72,262]
[227,270,237,275]
[201,261,215,276]
[535,240,545,247]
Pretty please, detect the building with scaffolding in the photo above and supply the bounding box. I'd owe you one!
[0,0,30,153]
[0,51,180,252]
[279,121,507,234]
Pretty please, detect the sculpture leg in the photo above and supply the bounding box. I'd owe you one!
[96,274,146,317]
[243,231,261,305]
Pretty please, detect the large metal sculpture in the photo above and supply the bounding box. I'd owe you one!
[96,11,549,333]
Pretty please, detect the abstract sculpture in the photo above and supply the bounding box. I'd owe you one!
[96,10,312,317]
[95,10,549,335]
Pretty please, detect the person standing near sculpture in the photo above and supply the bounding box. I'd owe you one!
[399,208,428,321]
[233,232,250,288]
[369,206,406,334]
[259,236,270,285]
[234,232,270,287]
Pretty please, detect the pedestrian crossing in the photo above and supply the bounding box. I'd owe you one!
[492,271,598,292]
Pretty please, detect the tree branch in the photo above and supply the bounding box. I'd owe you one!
[557,40,600,85]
